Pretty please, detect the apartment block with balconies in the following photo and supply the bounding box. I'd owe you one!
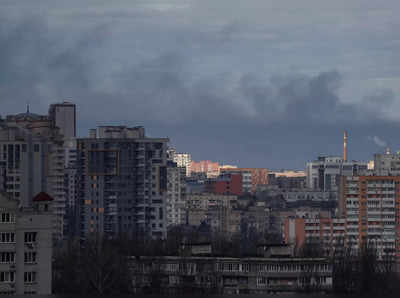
[0,192,53,295]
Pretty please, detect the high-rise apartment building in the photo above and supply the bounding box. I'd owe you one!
[172,153,191,177]
[76,126,169,239]
[63,138,78,237]
[0,192,53,295]
[339,175,400,257]
[48,102,76,139]
[0,110,66,241]
[284,174,400,259]
[166,162,186,227]
[306,156,368,191]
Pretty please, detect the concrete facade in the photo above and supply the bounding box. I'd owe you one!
[172,153,191,177]
[186,193,239,235]
[373,152,400,175]
[166,163,186,227]
[76,126,169,239]
[0,192,53,295]
[0,111,66,241]
[306,156,368,191]
[48,102,76,139]
[130,256,333,294]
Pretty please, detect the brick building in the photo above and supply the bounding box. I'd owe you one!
[220,168,268,193]
[206,173,243,196]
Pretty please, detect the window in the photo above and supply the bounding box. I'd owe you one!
[0,233,15,243]
[34,144,40,152]
[24,252,37,264]
[24,232,37,243]
[0,213,16,223]
[24,272,36,283]
[0,252,15,264]
[0,272,15,283]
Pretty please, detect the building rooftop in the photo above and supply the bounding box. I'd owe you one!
[33,192,54,202]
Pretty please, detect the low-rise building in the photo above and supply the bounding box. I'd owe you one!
[130,255,333,294]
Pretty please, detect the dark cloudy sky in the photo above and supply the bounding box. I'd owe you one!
[1,0,400,169]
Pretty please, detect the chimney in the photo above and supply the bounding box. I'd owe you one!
[343,130,347,162]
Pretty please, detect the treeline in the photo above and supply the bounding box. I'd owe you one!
[53,225,400,296]
[53,237,131,295]
[298,239,400,296]
[52,223,280,294]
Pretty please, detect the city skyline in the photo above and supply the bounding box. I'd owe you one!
[1,0,400,169]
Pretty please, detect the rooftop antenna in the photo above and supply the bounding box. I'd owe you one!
[26,101,30,113]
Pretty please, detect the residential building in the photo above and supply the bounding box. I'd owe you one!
[76,126,169,239]
[173,153,191,177]
[48,102,76,139]
[284,174,400,259]
[240,203,271,237]
[339,175,400,257]
[187,193,239,235]
[373,151,400,175]
[206,173,243,196]
[190,160,220,178]
[306,156,368,191]
[268,172,306,189]
[271,170,306,178]
[130,255,333,294]
[0,109,66,241]
[282,190,337,203]
[0,192,53,295]
[220,168,269,193]
[284,215,345,256]
[166,162,186,227]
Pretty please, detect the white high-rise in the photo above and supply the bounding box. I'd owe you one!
[173,153,191,177]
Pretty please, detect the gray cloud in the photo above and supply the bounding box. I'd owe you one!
[1,1,400,168]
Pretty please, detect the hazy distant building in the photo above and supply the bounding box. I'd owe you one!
[0,192,53,295]
[220,168,268,193]
[76,126,169,239]
[373,150,400,175]
[48,102,76,139]
[306,156,367,191]
[190,160,220,178]
[206,173,243,196]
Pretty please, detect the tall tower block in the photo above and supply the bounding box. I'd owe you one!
[343,130,348,162]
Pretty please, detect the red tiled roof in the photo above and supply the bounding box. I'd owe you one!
[32,192,54,202]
